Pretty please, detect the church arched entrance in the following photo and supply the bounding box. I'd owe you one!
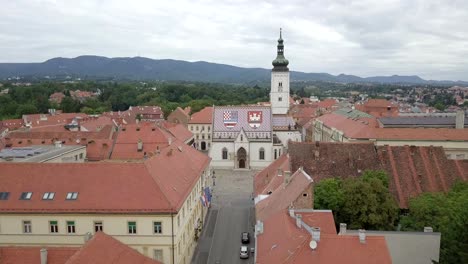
[201,141,206,151]
[237,147,247,168]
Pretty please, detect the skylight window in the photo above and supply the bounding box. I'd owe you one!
[42,192,55,200]
[66,192,78,200]
[0,192,10,200]
[20,192,33,200]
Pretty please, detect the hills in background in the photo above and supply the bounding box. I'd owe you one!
[0,55,466,85]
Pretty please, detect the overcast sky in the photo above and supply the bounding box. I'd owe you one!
[1,0,468,80]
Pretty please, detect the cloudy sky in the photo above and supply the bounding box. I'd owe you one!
[1,0,468,80]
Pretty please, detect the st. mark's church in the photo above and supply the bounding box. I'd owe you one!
[209,30,301,169]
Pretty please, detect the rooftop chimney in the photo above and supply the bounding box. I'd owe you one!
[295,214,302,229]
[284,171,292,185]
[456,110,465,129]
[84,232,93,242]
[424,227,433,233]
[40,248,47,264]
[312,227,321,242]
[339,223,347,235]
[168,137,172,146]
[54,141,62,148]
[359,229,366,244]
[137,139,143,152]
[289,208,295,217]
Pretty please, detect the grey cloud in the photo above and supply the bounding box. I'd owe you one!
[0,0,467,80]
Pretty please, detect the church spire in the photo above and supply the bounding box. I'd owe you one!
[272,28,289,71]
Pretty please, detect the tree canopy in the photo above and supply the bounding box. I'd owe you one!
[314,170,399,230]
[400,181,468,264]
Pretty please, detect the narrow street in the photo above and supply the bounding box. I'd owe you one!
[191,169,256,264]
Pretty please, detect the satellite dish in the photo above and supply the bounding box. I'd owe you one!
[309,240,317,250]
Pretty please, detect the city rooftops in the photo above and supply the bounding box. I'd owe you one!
[0,145,85,163]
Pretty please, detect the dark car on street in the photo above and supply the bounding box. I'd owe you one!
[241,232,250,244]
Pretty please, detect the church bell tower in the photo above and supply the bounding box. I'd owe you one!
[270,28,290,115]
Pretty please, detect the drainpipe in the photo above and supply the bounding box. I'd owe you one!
[171,212,175,264]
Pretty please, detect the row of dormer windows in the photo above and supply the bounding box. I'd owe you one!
[0,192,79,201]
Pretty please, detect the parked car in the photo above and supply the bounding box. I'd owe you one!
[240,246,249,259]
[241,232,250,244]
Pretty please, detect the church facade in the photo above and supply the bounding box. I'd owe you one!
[209,30,301,169]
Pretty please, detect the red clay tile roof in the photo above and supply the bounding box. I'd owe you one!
[256,168,313,221]
[24,113,88,128]
[256,210,391,264]
[317,99,338,109]
[145,142,211,210]
[0,142,210,213]
[300,211,337,235]
[254,154,290,196]
[5,125,115,161]
[111,123,171,160]
[189,106,213,124]
[65,232,161,264]
[0,246,79,264]
[0,119,24,130]
[318,112,468,141]
[80,116,114,132]
[290,105,317,120]
[289,142,468,208]
[163,123,193,143]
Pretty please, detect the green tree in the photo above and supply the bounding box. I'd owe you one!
[16,104,39,116]
[314,178,345,221]
[434,102,445,111]
[60,97,81,113]
[340,171,399,230]
[400,182,468,264]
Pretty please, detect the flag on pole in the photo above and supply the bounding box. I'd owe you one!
[200,196,207,207]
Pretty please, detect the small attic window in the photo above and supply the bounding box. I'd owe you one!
[42,192,55,200]
[66,192,78,200]
[303,193,308,197]
[136,127,140,131]
[267,191,273,195]
[152,128,156,131]
[122,128,126,131]
[20,192,33,200]
[0,192,10,200]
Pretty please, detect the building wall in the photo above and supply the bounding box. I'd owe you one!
[189,124,212,151]
[313,121,468,160]
[46,147,87,163]
[292,184,314,209]
[270,72,290,115]
[274,131,302,147]
[0,170,210,264]
[210,141,273,169]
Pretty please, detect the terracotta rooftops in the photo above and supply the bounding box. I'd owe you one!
[254,154,290,196]
[0,232,161,264]
[289,142,467,208]
[0,141,210,213]
[317,111,468,141]
[256,209,391,264]
[66,232,161,264]
[0,246,78,264]
[189,106,213,124]
[256,167,313,221]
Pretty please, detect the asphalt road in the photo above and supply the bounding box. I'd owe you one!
[191,169,256,264]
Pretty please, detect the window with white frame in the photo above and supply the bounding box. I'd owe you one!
[128,221,137,234]
[23,220,32,233]
[67,221,76,233]
[20,192,33,200]
[49,221,58,233]
[94,221,103,232]
[154,221,162,234]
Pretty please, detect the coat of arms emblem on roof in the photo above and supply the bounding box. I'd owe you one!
[248,111,262,129]
[223,111,238,128]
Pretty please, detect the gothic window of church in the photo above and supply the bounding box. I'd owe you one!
[259,148,265,160]
[222,148,228,160]
[241,135,243,141]
[279,96,282,102]
[278,82,283,92]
